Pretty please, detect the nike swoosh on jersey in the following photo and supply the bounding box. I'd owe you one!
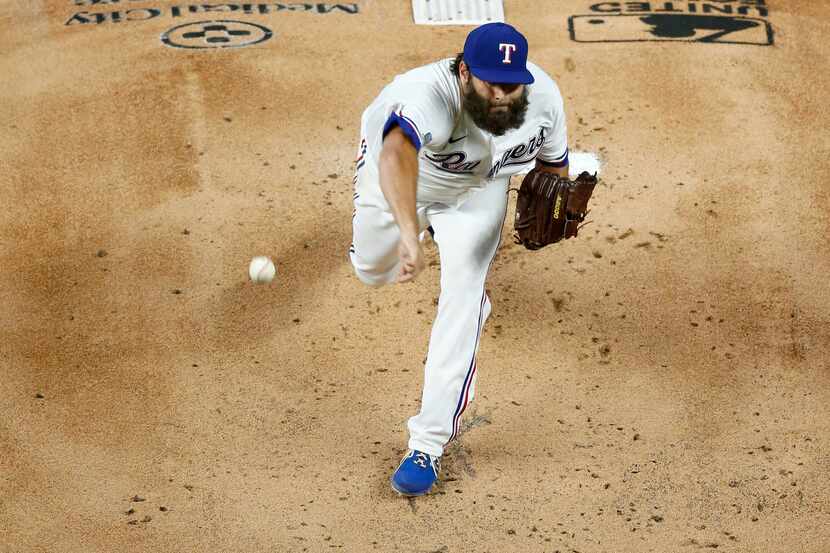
[448,135,467,144]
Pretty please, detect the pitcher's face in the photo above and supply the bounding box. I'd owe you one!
[460,63,529,136]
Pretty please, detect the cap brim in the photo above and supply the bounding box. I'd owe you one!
[469,66,535,85]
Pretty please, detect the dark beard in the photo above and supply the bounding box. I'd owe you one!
[462,84,529,136]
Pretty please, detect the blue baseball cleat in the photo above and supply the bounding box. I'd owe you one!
[391,450,441,496]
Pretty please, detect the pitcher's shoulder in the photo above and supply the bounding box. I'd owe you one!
[527,61,563,96]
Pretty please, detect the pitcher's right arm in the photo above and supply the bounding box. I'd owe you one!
[379,126,423,283]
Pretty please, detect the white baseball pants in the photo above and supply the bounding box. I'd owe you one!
[349,164,508,457]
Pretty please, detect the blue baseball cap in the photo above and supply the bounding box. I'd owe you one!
[463,22,534,85]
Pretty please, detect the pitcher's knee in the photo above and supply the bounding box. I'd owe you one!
[436,285,488,313]
[350,250,398,287]
[353,266,396,287]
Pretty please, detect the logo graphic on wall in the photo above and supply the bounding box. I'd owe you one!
[161,20,272,49]
[569,2,774,46]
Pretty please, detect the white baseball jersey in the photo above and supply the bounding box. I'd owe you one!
[357,58,569,206]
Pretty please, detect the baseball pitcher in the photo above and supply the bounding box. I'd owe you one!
[348,22,594,496]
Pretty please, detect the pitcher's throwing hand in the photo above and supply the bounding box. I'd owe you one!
[396,234,424,283]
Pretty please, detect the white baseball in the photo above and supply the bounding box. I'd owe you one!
[249,256,276,284]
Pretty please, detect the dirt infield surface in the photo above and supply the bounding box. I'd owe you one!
[2,1,829,552]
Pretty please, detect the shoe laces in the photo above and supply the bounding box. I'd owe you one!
[412,451,440,473]
[413,452,429,468]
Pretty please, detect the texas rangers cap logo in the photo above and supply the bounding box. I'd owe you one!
[499,43,517,64]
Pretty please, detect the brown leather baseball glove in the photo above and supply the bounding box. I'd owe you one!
[513,170,598,250]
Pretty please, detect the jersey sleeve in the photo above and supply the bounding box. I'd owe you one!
[536,89,569,168]
[377,83,454,153]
